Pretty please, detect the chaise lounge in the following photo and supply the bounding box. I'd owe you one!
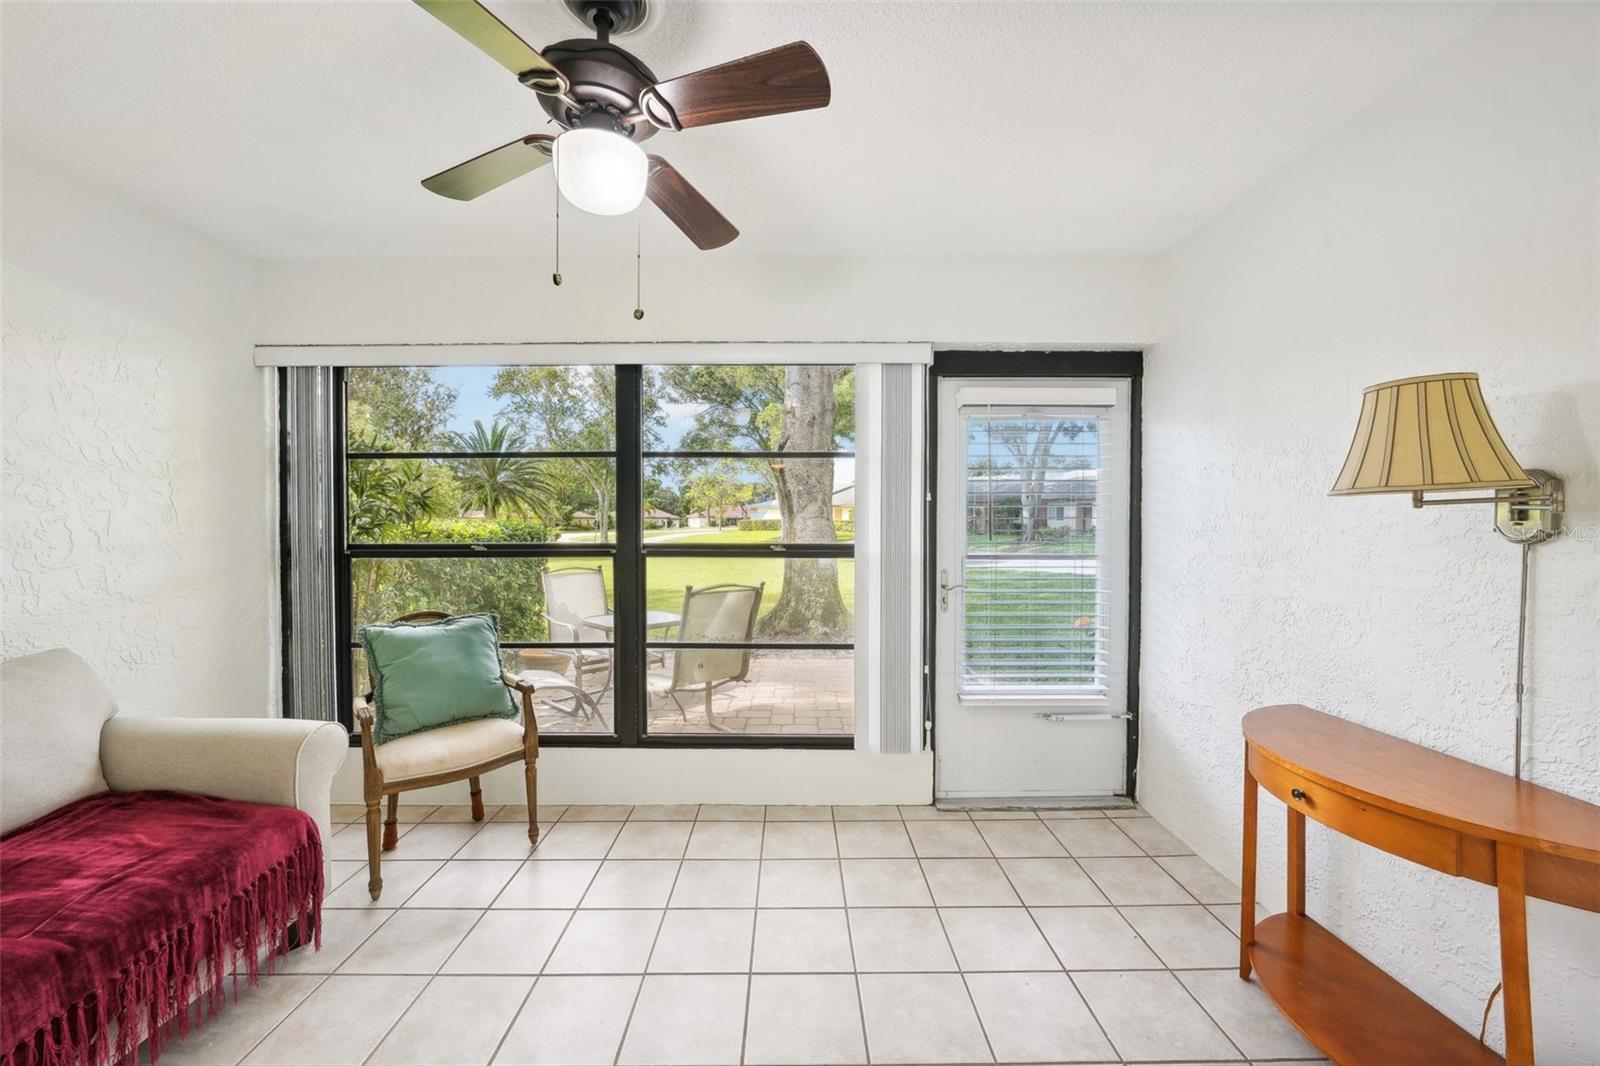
[0,649,347,1066]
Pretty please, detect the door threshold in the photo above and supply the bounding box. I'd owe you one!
[935,796,1135,812]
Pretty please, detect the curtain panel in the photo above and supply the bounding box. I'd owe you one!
[278,367,341,724]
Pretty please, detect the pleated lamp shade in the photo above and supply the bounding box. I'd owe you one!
[1331,373,1534,495]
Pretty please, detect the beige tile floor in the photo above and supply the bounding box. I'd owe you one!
[152,805,1328,1066]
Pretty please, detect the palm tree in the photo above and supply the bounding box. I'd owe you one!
[448,420,555,520]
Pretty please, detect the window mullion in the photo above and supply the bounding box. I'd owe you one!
[614,365,645,747]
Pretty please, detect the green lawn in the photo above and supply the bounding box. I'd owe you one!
[962,568,1100,687]
[556,554,855,624]
[965,533,1096,555]
[557,527,854,547]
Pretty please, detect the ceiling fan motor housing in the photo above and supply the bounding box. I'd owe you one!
[537,38,660,140]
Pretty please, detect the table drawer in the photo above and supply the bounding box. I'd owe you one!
[1249,746,1463,877]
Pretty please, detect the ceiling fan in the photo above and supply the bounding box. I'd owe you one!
[414,0,831,250]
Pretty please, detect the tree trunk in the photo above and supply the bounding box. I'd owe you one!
[759,366,850,640]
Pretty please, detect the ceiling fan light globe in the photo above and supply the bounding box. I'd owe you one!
[554,128,648,215]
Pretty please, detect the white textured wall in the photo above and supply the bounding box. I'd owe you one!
[253,253,1155,348]
[1,160,276,717]
[1142,5,1599,1060]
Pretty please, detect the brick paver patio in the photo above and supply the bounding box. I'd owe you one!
[519,651,854,736]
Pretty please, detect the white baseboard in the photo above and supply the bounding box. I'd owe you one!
[330,746,933,806]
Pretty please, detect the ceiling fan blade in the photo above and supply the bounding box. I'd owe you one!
[639,41,829,130]
[413,0,566,91]
[422,134,554,200]
[647,156,738,250]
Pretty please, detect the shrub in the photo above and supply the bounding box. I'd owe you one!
[407,518,552,544]
[737,519,782,531]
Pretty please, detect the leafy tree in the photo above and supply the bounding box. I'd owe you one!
[969,417,1092,543]
[489,367,663,541]
[657,365,854,639]
[347,453,439,542]
[447,420,557,520]
[352,520,558,646]
[683,461,753,527]
[644,477,685,521]
[346,367,458,450]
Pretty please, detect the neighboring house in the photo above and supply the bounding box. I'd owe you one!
[685,503,752,529]
[967,469,1098,534]
[747,484,855,524]
[570,508,682,529]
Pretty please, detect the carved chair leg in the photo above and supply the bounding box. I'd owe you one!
[470,776,485,821]
[365,800,384,900]
[524,757,540,846]
[383,792,399,852]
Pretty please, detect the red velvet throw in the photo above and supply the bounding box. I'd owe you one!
[0,791,323,1066]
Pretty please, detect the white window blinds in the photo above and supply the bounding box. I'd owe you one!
[957,395,1129,703]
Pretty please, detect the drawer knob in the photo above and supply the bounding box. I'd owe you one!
[1291,788,1308,802]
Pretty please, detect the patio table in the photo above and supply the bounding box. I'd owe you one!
[582,611,681,635]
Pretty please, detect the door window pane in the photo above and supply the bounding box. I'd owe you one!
[959,406,1116,697]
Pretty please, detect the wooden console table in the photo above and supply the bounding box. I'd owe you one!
[1240,705,1600,1066]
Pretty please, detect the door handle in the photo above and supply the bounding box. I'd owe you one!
[939,569,965,613]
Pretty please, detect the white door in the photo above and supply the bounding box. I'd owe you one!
[933,378,1133,800]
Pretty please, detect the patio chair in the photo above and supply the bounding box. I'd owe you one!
[646,582,764,730]
[542,566,615,695]
[509,648,604,723]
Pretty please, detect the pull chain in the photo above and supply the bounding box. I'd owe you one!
[551,149,563,287]
[632,209,644,320]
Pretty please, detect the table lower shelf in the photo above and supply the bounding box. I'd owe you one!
[1249,912,1504,1066]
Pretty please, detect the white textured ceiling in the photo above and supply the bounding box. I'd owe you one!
[1,1,1486,259]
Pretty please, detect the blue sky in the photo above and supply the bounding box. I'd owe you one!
[432,365,700,447]
[429,366,854,494]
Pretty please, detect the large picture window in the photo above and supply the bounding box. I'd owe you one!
[336,363,854,746]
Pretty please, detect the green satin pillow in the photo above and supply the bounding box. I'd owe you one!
[359,613,518,745]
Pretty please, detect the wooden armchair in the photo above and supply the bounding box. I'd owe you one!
[356,611,540,900]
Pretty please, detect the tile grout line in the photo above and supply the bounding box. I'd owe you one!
[486,975,540,1066]
[1096,814,1263,1059]
[980,821,1124,1065]
[911,817,999,1064]
[608,823,682,1066]
[359,973,437,1066]
[829,811,872,1066]
[736,807,771,1065]
[226,972,334,1066]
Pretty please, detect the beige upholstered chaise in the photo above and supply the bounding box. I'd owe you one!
[0,648,348,881]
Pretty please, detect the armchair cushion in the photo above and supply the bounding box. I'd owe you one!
[373,717,525,782]
[360,613,518,745]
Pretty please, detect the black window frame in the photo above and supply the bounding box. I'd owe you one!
[330,363,856,749]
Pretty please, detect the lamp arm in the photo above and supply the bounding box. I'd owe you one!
[1410,491,1562,511]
